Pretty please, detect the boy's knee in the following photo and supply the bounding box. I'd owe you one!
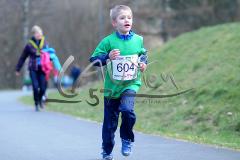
[120,89,136,111]
[122,110,136,121]
[119,101,134,112]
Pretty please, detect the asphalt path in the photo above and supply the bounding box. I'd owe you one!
[0,90,239,160]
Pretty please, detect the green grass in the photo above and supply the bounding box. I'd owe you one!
[21,22,240,150]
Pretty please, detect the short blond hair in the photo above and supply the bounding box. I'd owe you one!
[31,25,43,35]
[110,5,132,21]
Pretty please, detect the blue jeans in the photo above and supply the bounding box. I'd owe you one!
[29,68,47,106]
[102,89,136,155]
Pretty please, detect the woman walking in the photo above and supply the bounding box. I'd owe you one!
[16,25,49,111]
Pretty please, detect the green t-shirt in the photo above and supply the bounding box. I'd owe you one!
[91,32,146,98]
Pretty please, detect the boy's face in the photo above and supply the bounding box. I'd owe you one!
[112,10,132,35]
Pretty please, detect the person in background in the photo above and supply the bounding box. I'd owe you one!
[16,25,49,111]
[70,64,81,85]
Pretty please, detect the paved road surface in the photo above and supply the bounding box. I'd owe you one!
[0,91,239,160]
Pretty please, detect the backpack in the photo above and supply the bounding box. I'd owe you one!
[40,50,53,80]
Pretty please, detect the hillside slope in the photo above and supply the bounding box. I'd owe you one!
[21,22,240,149]
[138,22,240,148]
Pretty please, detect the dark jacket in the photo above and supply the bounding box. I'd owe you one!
[16,37,48,72]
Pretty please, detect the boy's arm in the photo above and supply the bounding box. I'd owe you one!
[89,53,109,67]
[139,49,148,64]
[138,37,148,72]
[89,38,110,67]
[139,36,148,64]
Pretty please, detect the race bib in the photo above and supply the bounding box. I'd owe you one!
[112,55,138,81]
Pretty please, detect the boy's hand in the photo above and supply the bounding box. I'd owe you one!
[109,49,120,60]
[139,63,147,72]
